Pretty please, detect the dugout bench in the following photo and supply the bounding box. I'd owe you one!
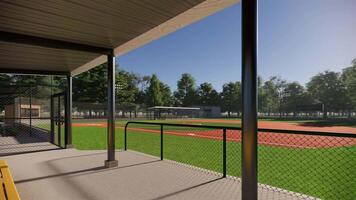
[0,160,20,200]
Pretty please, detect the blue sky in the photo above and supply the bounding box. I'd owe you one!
[118,0,356,91]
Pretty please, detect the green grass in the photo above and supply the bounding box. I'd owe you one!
[260,118,356,128]
[72,123,356,200]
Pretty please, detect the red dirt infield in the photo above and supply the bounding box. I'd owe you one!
[73,119,356,149]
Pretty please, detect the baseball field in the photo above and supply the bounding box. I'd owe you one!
[71,118,356,200]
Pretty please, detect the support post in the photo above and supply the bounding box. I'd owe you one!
[19,96,21,124]
[29,84,32,137]
[105,51,118,168]
[58,96,61,147]
[223,128,227,178]
[50,96,54,143]
[160,124,163,160]
[124,124,128,151]
[65,75,73,148]
[241,0,258,199]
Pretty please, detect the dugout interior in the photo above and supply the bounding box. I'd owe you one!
[0,74,69,153]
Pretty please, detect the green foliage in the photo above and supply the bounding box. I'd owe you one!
[342,61,356,109]
[197,82,220,106]
[146,74,163,106]
[160,82,174,106]
[116,69,139,106]
[73,64,107,103]
[307,71,348,116]
[220,82,241,116]
[281,82,311,114]
[0,74,11,82]
[174,73,197,106]
[259,76,287,114]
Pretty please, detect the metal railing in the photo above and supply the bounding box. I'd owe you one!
[124,121,241,177]
[124,121,356,199]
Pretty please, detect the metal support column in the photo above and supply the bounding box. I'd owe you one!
[105,50,118,168]
[160,124,163,160]
[50,95,54,143]
[241,0,258,199]
[223,128,227,178]
[65,75,73,148]
[29,84,32,137]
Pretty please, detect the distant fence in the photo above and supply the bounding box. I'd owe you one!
[124,121,356,200]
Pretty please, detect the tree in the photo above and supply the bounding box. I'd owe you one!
[342,59,356,114]
[160,82,174,106]
[220,82,242,116]
[259,77,282,115]
[280,82,310,116]
[146,74,163,107]
[116,69,139,105]
[174,73,197,106]
[197,82,220,106]
[73,64,107,103]
[135,75,151,105]
[307,71,348,118]
[0,74,11,83]
[116,69,140,117]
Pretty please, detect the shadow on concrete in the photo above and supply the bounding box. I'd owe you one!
[15,159,161,184]
[149,177,224,200]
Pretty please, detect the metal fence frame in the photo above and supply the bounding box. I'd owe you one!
[124,121,356,197]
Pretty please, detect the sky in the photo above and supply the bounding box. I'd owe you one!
[118,0,356,92]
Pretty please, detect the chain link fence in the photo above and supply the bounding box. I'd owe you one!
[0,74,65,155]
[258,130,356,200]
[124,121,356,200]
[125,122,241,177]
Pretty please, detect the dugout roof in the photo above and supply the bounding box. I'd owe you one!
[148,106,200,110]
[0,0,238,76]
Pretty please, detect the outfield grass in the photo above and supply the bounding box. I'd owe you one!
[261,118,356,128]
[72,123,356,200]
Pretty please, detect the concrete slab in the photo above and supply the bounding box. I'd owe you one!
[3,149,318,200]
[0,133,59,156]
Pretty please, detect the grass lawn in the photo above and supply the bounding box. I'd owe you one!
[72,123,356,200]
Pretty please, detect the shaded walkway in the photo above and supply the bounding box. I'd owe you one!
[4,149,318,200]
[0,132,59,156]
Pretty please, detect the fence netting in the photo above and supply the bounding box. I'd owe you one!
[258,131,356,200]
[125,122,356,200]
[0,74,65,154]
[125,123,229,175]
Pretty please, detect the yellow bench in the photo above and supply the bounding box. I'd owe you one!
[0,160,20,200]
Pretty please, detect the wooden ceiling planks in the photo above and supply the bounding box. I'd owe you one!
[0,0,239,74]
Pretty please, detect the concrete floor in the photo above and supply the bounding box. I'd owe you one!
[3,149,318,200]
[0,133,59,156]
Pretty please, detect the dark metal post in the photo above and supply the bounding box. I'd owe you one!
[65,75,73,148]
[124,123,128,150]
[223,128,227,177]
[160,124,163,160]
[241,0,258,199]
[58,96,61,147]
[19,96,21,124]
[50,96,54,143]
[29,84,32,136]
[105,51,118,168]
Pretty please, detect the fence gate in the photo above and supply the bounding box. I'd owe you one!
[51,92,66,148]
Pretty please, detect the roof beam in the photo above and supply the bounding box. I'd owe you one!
[0,31,111,55]
[0,67,69,76]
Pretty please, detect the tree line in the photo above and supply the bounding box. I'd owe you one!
[1,58,355,118]
[71,58,356,118]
